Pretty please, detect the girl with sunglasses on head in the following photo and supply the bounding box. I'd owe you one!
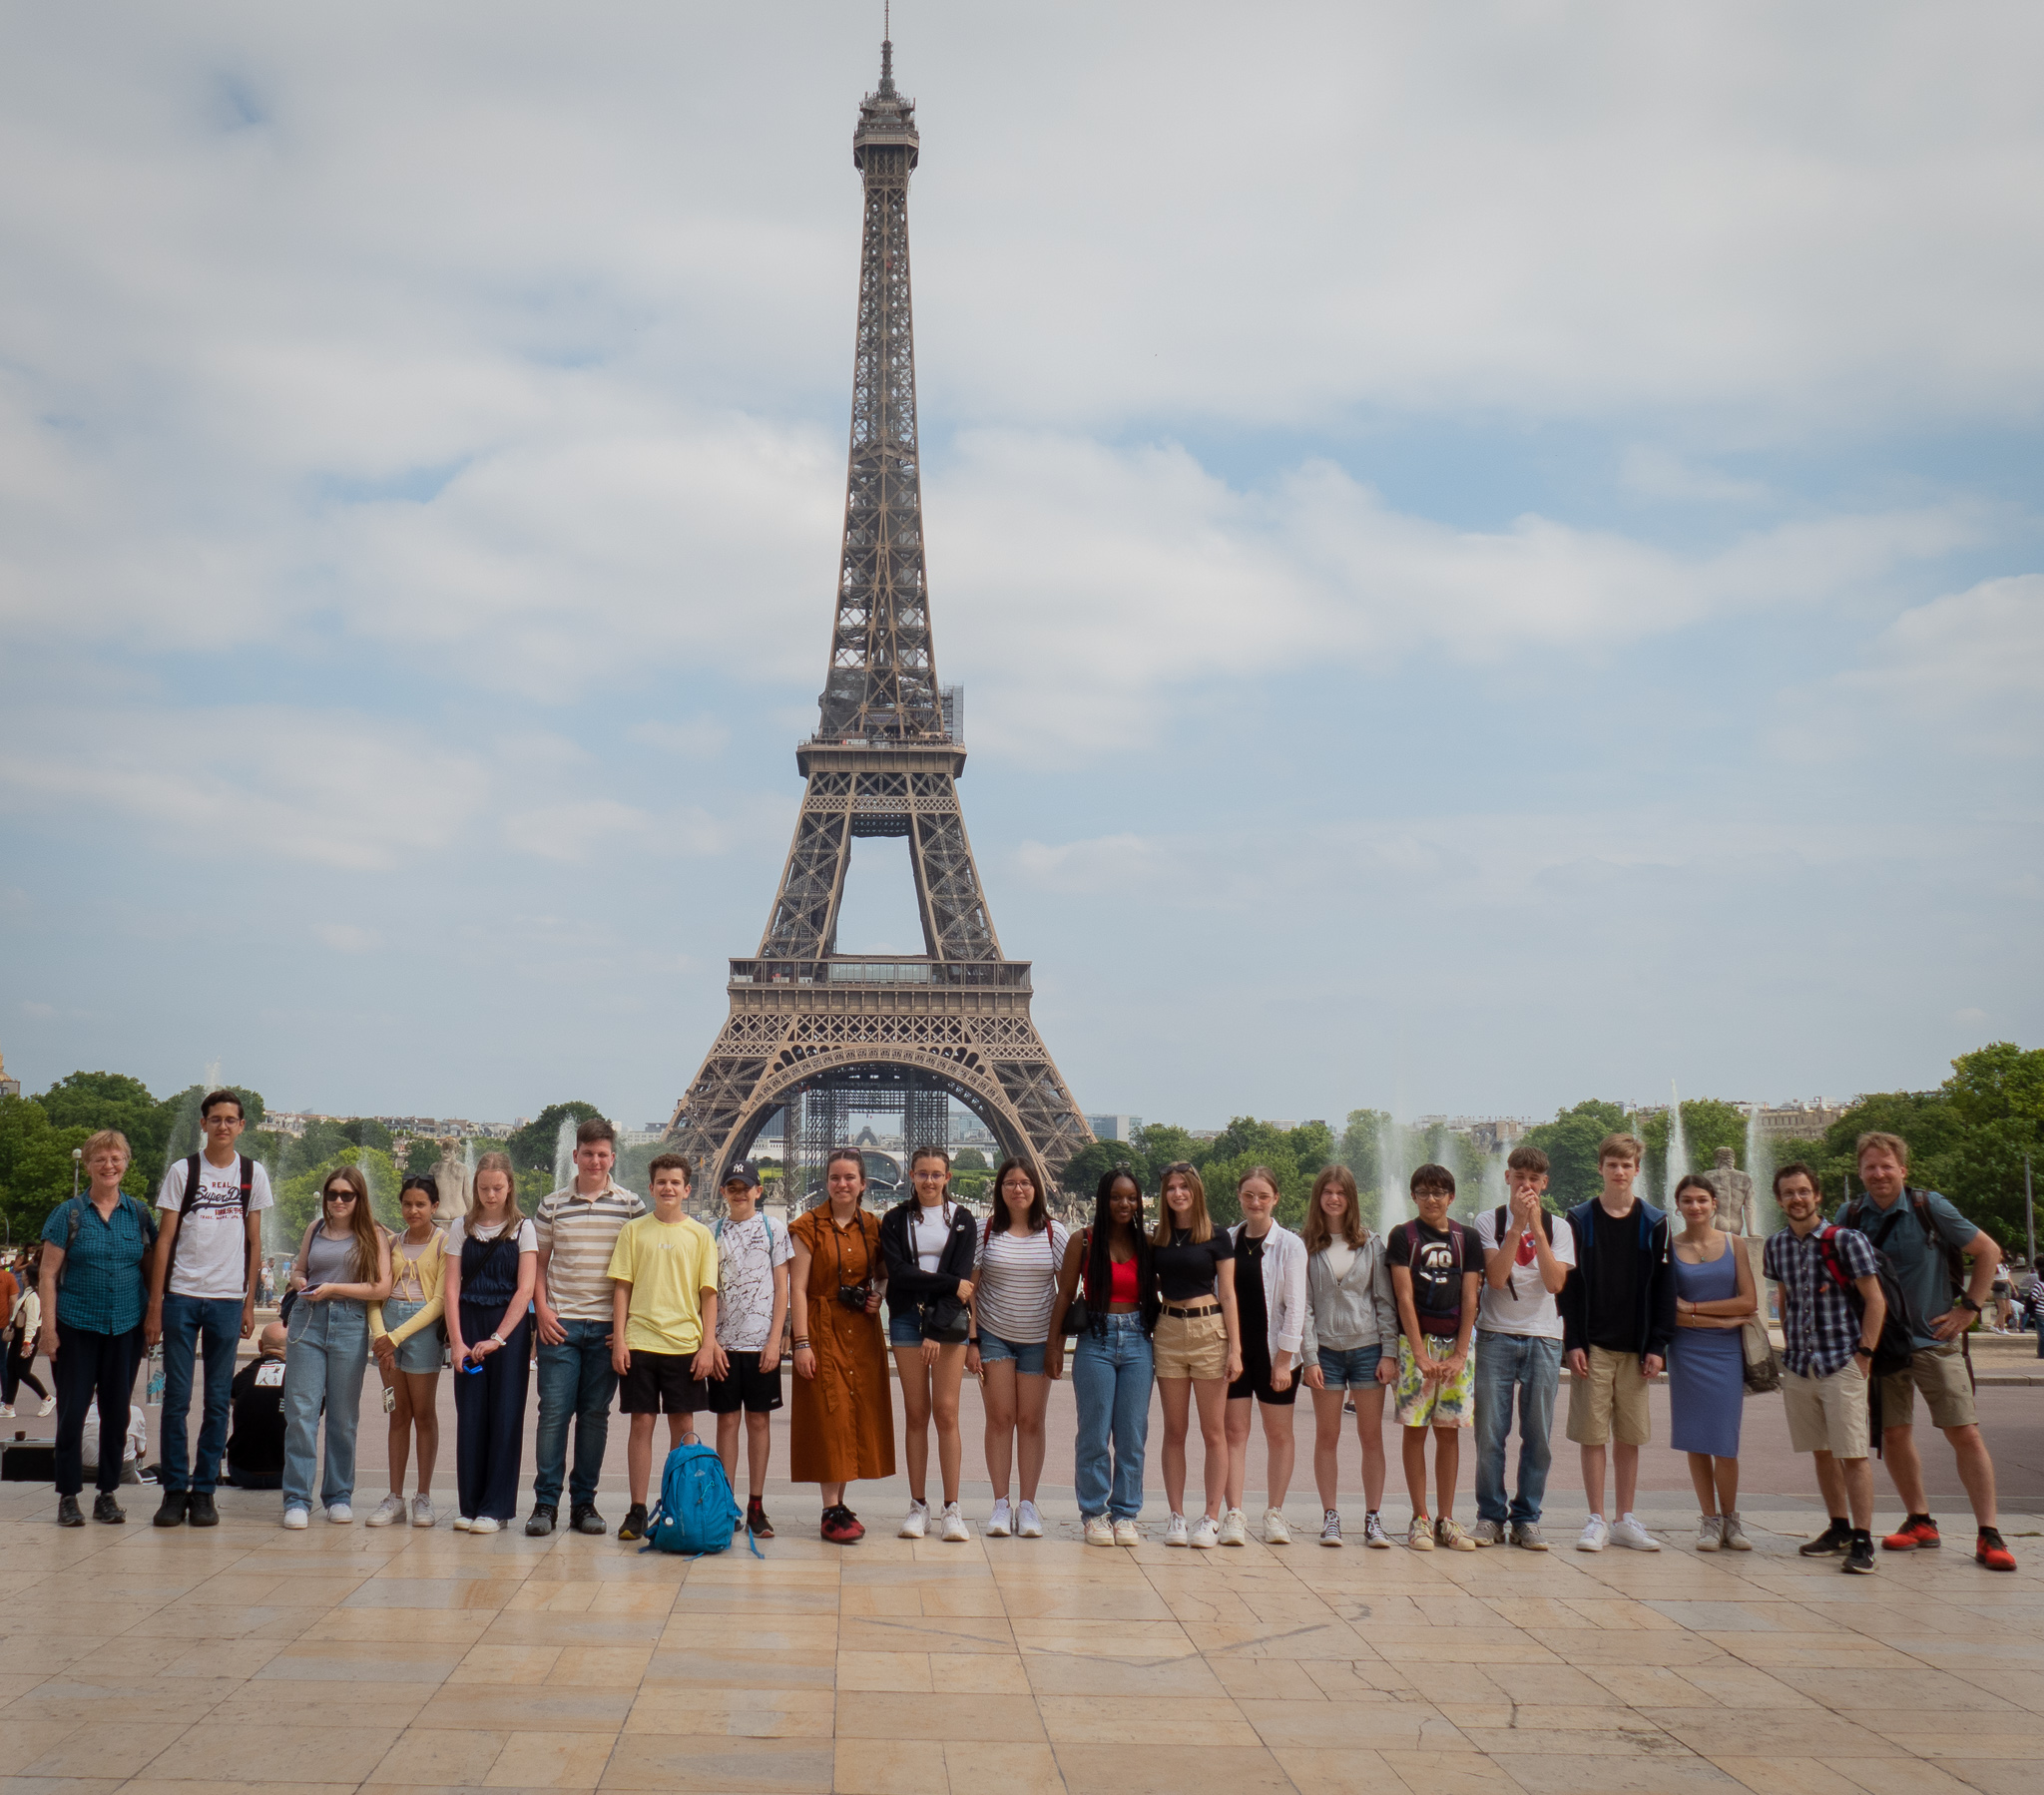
[444,1151,538,1535]
[1047,1167,1154,1546]
[364,1175,450,1528]
[280,1164,393,1529]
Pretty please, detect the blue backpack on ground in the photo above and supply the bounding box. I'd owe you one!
[642,1441,760,1559]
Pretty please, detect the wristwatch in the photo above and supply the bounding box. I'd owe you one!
[1956,1295,1983,1314]
[1853,1345,1873,1360]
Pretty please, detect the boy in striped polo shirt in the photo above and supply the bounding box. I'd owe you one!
[526,1118,644,1537]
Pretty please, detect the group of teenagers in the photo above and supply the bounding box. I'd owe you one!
[27,1092,2019,1573]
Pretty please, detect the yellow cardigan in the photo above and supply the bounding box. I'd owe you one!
[368,1227,447,1349]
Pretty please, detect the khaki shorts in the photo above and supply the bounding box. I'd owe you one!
[1153,1308,1229,1381]
[1783,1361,1869,1460]
[1566,1345,1651,1447]
[1877,1341,1976,1431]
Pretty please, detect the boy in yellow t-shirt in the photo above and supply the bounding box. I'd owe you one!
[607,1152,720,1542]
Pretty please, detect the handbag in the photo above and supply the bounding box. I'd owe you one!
[1060,1227,1091,1337]
[1735,1236,1783,1393]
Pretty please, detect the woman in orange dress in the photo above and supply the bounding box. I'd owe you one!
[790,1148,895,1542]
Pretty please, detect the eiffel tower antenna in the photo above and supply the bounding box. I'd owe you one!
[667,39,1094,1208]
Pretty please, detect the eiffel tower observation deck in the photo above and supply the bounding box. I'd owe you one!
[666,35,1094,1207]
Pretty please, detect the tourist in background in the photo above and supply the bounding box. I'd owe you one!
[281,1163,393,1529]
[1387,1163,1483,1551]
[1834,1130,2014,1571]
[226,1320,289,1490]
[789,1149,894,1543]
[1472,1144,1574,1550]
[1300,1165,1398,1548]
[1221,1166,1307,1545]
[878,1146,977,1543]
[150,1089,271,1529]
[39,1129,157,1526]
[444,1151,537,1535]
[968,1157,1069,1540]
[3,1247,52,1418]
[1151,1161,1241,1549]
[708,1160,793,1540]
[529,1117,643,1539]
[365,1175,448,1528]
[1667,1172,1758,1551]
[1048,1167,1154,1548]
[1560,1131,1676,1552]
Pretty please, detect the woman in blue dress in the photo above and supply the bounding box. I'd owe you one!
[1668,1172,1758,1551]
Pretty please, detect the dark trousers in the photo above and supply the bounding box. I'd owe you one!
[5,1334,47,1405]
[160,1294,242,1493]
[455,1305,530,1523]
[53,1321,144,1497]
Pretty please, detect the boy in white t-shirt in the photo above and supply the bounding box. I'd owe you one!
[703,1160,791,1540]
[1471,1144,1575,1550]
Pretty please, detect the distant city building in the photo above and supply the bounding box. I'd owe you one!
[1753,1101,1848,1141]
[616,1128,664,1147]
[1412,1115,1533,1153]
[1085,1115,1143,1143]
[0,1048,18,1101]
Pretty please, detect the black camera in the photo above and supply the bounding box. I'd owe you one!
[835,1281,872,1311]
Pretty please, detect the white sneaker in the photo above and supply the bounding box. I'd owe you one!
[1016,1500,1043,1539]
[468,1516,501,1535]
[281,1506,309,1531]
[410,1495,437,1529]
[1362,1512,1391,1549]
[1165,1512,1190,1548]
[452,1514,474,1533]
[1263,1508,1290,1546]
[0,1404,14,1418]
[1577,1516,1609,1552]
[1695,1514,1724,1552]
[940,1503,971,1544]
[37,1397,54,1417]
[1084,1514,1116,1547]
[1114,1519,1142,1547]
[365,1493,407,1529]
[1319,1510,1343,1548]
[1218,1507,1249,1547]
[1190,1515,1221,1550]
[899,1500,930,1540]
[325,1502,353,1525]
[1610,1514,1661,1552]
[1720,1511,1752,1552]
[986,1499,1012,1538]
[1406,1514,1435,1551]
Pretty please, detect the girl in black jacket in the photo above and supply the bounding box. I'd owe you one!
[878,1148,979,1543]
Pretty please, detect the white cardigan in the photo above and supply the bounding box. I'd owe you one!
[1227,1221,1308,1361]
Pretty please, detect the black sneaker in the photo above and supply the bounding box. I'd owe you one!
[524,1503,557,1538]
[571,1504,607,1536]
[153,1490,190,1528]
[1798,1519,1851,1557]
[188,1492,220,1528]
[1843,1533,1876,1574]
[617,1504,649,1543]
[56,1494,83,1528]
[93,1493,126,1525]
[749,1499,774,1540]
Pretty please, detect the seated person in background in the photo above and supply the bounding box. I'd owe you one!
[225,1322,289,1490]
[79,1399,150,1486]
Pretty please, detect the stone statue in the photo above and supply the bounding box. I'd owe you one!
[432,1136,472,1223]
[1705,1145,1756,1236]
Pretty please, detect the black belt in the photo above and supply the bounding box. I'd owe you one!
[1163,1302,1220,1319]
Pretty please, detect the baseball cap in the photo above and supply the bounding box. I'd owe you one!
[723,1159,763,1188]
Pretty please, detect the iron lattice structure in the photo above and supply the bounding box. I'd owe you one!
[667,39,1094,1210]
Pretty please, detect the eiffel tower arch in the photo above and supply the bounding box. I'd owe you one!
[666,38,1094,1208]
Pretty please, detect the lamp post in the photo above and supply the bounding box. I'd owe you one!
[2025,1154,2035,1276]
[71,1146,82,1200]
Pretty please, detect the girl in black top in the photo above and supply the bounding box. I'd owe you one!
[1148,1162,1241,1549]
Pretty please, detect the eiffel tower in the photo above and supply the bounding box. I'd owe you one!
[666,35,1094,1207]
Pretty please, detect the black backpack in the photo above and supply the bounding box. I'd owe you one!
[1813,1224,1918,1455]
[1840,1188,1966,1312]
[162,1154,256,1292]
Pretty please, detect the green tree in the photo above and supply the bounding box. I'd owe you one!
[1639,1099,1750,1197]
[1059,1140,1148,1201]
[38,1072,176,1192]
[1522,1101,1633,1207]
[952,1147,989,1172]
[0,1095,96,1239]
[405,1138,440,1177]
[274,1145,402,1246]
[507,1103,604,1174]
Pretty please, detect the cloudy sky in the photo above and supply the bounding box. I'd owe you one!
[2,2,2039,1133]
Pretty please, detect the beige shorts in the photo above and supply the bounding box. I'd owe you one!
[1783,1361,1869,1460]
[1877,1341,1976,1431]
[1566,1345,1651,1447]
[1153,1308,1229,1381]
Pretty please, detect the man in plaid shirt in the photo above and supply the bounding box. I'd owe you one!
[1764,1161,1887,1573]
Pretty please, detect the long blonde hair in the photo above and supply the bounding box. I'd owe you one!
[1151,1161,1213,1246]
[1301,1165,1366,1254]
[468,1150,522,1231]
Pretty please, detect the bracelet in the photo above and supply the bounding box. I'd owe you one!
[792,1338,810,1349]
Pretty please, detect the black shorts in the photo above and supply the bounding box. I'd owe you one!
[1228,1345,1300,1407]
[707,1349,783,1416]
[620,1351,709,1415]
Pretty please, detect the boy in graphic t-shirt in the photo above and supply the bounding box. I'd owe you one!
[704,1160,792,1540]
[607,1153,720,1544]
[1387,1164,1483,1552]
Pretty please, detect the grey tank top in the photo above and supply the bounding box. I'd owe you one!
[303,1228,359,1289]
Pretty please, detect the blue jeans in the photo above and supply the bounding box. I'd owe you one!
[1072,1315,1153,1522]
[533,1318,619,1509]
[282,1297,369,1512]
[1474,1331,1562,1527]
[160,1292,243,1493]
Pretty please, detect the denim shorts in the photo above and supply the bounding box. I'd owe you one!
[1316,1343,1384,1389]
[379,1298,443,1376]
[977,1332,1046,1375]
[888,1310,925,1349]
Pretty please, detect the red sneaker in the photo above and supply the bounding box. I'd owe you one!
[820,1506,865,1544]
[1976,1527,2016,1572]
[1881,1516,1940,1552]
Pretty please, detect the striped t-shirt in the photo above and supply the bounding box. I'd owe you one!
[533,1182,645,1320]
[972,1219,1071,1346]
